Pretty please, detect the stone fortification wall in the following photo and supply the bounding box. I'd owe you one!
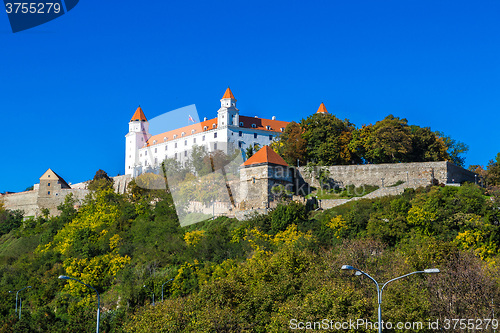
[297,161,476,189]
[2,191,39,217]
[113,175,132,194]
[37,188,90,216]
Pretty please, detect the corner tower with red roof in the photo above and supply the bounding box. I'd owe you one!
[239,145,294,209]
[125,106,152,176]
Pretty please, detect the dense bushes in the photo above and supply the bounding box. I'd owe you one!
[0,182,499,332]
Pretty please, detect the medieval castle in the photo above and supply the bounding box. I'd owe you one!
[1,88,478,219]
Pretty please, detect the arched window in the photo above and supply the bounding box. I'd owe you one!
[204,126,208,130]
[181,132,185,137]
[212,124,216,129]
[251,124,256,128]
[239,122,244,126]
[191,129,195,134]
[266,125,271,130]
[163,137,167,142]
[173,134,177,139]
[280,127,285,132]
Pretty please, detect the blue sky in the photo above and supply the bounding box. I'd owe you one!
[1,0,499,192]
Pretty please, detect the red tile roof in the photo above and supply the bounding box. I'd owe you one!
[239,115,289,132]
[316,103,328,114]
[145,116,290,147]
[242,145,289,167]
[146,117,219,147]
[222,87,236,100]
[131,106,148,121]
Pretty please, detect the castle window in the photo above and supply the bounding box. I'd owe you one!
[214,143,218,150]
[155,158,158,164]
[239,131,242,137]
[254,133,257,139]
[266,126,271,130]
[145,151,148,156]
[214,132,217,138]
[238,141,242,148]
[191,129,195,134]
[173,134,177,139]
[175,143,178,148]
[202,135,205,141]
[204,126,208,130]
[155,148,157,153]
[212,124,216,128]
[165,145,168,151]
[48,175,50,178]
[164,137,167,142]
[269,135,273,140]
[222,115,224,119]
[184,151,187,157]
[181,132,185,137]
[48,182,50,186]
[175,153,177,159]
[239,122,244,126]
[48,191,51,195]
[193,138,196,144]
[184,140,187,146]
[153,140,157,144]
[280,128,285,132]
[251,124,256,128]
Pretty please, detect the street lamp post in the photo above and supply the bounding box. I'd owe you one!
[341,265,440,333]
[58,276,100,333]
[143,285,155,306]
[161,279,174,302]
[9,286,31,319]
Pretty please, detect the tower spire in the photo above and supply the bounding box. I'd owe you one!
[316,103,329,114]
[130,106,148,122]
[222,87,236,101]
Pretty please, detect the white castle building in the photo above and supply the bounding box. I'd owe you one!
[125,88,298,177]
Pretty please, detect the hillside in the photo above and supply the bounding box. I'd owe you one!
[0,182,499,332]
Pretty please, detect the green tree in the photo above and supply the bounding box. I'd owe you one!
[271,121,307,166]
[364,115,412,163]
[245,143,261,159]
[437,131,469,167]
[87,169,114,191]
[189,145,210,176]
[486,153,500,186]
[301,113,357,165]
[409,126,449,162]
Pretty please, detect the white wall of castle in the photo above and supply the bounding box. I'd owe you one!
[125,96,283,177]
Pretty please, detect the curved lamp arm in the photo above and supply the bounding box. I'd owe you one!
[59,276,100,333]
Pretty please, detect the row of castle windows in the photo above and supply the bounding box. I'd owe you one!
[148,125,283,146]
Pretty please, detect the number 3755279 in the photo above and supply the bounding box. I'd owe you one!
[5,3,61,14]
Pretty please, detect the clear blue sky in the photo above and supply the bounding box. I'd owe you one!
[1,0,499,192]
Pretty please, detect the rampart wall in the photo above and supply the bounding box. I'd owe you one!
[297,161,476,189]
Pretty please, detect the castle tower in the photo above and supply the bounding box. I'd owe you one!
[125,106,151,176]
[218,87,239,128]
[316,103,329,114]
[239,146,293,209]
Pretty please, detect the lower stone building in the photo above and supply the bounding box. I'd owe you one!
[239,146,294,209]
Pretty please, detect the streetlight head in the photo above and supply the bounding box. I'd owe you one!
[58,275,70,280]
[341,265,356,271]
[424,268,440,274]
